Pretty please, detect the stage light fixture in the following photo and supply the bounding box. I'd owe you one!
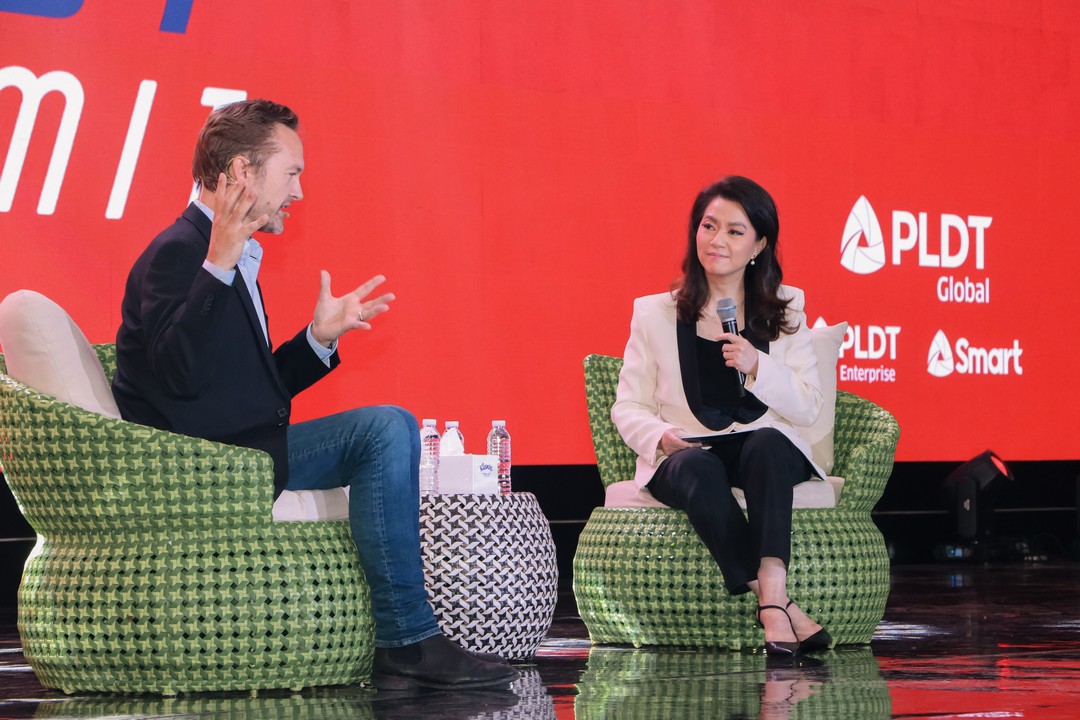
[943,450,1014,542]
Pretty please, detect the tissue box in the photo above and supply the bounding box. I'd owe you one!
[438,454,500,494]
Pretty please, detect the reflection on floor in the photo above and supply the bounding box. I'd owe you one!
[3,563,1080,719]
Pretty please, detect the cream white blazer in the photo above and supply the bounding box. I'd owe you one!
[612,285,826,488]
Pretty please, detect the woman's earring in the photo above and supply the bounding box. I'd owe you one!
[750,254,757,266]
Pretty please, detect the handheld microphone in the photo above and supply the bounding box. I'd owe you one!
[716,297,746,396]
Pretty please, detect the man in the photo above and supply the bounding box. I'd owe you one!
[112,99,515,690]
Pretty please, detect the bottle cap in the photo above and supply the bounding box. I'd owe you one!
[446,421,459,428]
[422,418,436,426]
[492,420,506,427]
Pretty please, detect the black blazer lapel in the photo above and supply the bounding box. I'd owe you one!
[677,319,707,425]
[233,269,291,400]
[233,273,270,348]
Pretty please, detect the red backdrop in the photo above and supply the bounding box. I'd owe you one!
[2,1,1078,464]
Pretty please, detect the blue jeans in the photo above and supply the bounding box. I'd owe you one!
[285,405,441,647]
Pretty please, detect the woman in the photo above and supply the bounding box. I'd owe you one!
[611,176,831,656]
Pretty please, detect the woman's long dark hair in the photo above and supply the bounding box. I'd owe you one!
[673,176,795,342]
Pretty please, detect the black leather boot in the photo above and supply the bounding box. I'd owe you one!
[373,634,518,690]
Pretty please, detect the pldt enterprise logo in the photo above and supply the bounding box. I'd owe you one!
[0,0,195,33]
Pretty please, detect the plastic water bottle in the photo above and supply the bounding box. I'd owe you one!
[487,420,512,495]
[441,421,465,455]
[419,419,440,494]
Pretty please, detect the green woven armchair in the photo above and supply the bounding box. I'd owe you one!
[0,346,374,695]
[573,354,899,649]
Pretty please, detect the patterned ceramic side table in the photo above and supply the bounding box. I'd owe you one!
[419,492,559,660]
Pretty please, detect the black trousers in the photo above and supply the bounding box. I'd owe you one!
[647,427,812,595]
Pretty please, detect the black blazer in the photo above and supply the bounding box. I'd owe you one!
[113,204,338,495]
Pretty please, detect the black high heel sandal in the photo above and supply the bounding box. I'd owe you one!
[785,599,833,654]
[756,605,801,657]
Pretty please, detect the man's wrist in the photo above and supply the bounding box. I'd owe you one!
[310,321,330,347]
[307,323,338,359]
[201,259,236,285]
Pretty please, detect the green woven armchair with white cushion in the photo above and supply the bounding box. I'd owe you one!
[573,353,899,649]
[0,291,374,694]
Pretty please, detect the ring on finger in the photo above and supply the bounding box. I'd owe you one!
[359,308,366,322]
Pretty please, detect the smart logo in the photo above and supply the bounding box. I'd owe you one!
[927,331,955,377]
[840,196,993,280]
[927,330,1023,377]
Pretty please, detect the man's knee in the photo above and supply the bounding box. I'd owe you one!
[384,405,418,427]
[341,405,418,448]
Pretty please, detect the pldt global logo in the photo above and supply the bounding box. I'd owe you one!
[840,195,993,304]
[840,196,886,274]
[0,0,195,33]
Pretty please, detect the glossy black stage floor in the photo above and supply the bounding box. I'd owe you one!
[2,562,1079,719]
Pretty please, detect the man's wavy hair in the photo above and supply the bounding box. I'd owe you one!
[673,176,795,342]
[192,99,299,192]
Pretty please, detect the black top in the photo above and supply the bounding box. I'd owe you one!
[676,317,769,431]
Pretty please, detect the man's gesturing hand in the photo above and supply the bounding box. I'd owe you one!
[311,271,396,347]
[206,173,268,270]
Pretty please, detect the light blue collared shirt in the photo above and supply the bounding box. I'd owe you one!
[195,200,336,363]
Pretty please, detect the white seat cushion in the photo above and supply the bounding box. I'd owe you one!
[272,487,350,522]
[604,477,844,510]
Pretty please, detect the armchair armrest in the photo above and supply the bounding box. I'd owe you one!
[1,370,275,537]
[831,391,900,511]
